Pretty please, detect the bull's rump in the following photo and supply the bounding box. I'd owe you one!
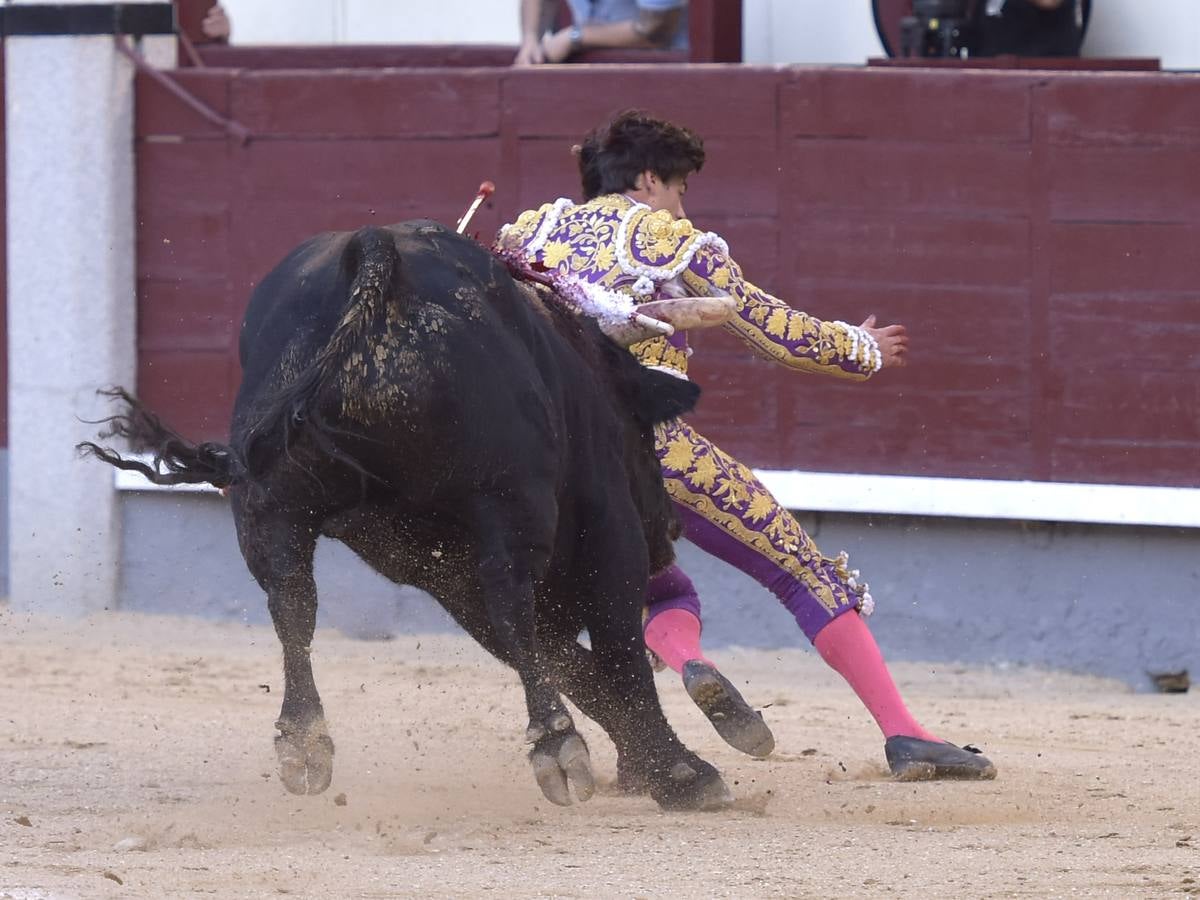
[230,221,620,496]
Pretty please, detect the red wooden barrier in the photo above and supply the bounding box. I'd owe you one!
[133,64,1200,489]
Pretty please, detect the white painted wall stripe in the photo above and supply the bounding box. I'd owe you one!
[114,456,1200,528]
[753,470,1200,530]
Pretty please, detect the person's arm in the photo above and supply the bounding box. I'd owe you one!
[541,5,684,62]
[514,0,558,66]
[683,244,908,380]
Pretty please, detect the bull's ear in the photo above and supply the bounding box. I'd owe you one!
[629,367,701,425]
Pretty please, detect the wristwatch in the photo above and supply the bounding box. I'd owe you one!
[568,24,583,52]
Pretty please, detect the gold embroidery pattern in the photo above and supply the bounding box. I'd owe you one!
[555,213,619,278]
[630,209,698,263]
[498,196,873,382]
[497,203,553,249]
[684,244,874,381]
[654,419,853,613]
[630,337,689,375]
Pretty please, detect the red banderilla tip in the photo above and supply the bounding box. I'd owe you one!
[478,181,496,197]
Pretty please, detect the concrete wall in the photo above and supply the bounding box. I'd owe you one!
[217,0,1200,69]
[5,30,169,617]
[0,450,7,595]
[743,0,884,64]
[117,491,1199,690]
[220,0,521,45]
[1086,0,1200,70]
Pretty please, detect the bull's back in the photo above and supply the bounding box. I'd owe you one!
[230,221,579,487]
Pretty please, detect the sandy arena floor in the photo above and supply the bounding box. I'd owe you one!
[2,607,1198,899]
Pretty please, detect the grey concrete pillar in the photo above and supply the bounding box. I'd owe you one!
[5,3,175,614]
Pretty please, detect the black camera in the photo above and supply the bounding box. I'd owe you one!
[900,0,981,59]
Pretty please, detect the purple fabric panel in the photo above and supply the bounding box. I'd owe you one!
[645,564,701,620]
[674,503,856,643]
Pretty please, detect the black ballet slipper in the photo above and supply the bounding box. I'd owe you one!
[885,735,998,781]
[682,660,776,759]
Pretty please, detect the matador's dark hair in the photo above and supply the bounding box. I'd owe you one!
[574,109,706,200]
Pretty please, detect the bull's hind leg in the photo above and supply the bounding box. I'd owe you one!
[471,494,594,807]
[235,505,334,795]
[560,604,732,811]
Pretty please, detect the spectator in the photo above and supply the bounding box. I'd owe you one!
[979,0,1084,56]
[176,0,231,48]
[201,3,232,43]
[514,0,689,66]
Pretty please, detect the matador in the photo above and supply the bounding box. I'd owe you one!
[495,110,995,781]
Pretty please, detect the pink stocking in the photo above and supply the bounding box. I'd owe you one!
[643,608,714,674]
[814,611,940,742]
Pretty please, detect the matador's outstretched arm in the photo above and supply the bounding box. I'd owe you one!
[682,243,897,381]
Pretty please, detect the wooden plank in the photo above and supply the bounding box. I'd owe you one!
[683,349,784,464]
[1053,370,1197,442]
[687,281,1032,478]
[502,67,782,138]
[136,140,232,281]
[138,350,235,442]
[784,213,1029,289]
[1049,145,1200,224]
[1050,292,1200,369]
[509,137,583,214]
[775,400,1036,480]
[1052,441,1200,489]
[1041,76,1200,147]
[787,139,1031,217]
[238,138,502,205]
[137,140,232,201]
[780,69,1034,143]
[232,71,502,139]
[870,58,1159,72]
[1049,223,1200,294]
[135,69,232,138]
[138,278,236,352]
[197,44,518,69]
[1028,95,1053,482]
[137,203,231,282]
[683,135,779,218]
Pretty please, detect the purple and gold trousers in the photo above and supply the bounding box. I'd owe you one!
[649,418,861,643]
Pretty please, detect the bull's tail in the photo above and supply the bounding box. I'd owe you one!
[77,387,243,489]
[238,226,404,480]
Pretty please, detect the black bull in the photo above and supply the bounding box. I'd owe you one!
[82,221,731,811]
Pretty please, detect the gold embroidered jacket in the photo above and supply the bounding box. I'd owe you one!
[496,193,881,380]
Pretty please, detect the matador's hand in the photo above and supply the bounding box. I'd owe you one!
[860,315,909,368]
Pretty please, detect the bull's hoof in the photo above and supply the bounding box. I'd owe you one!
[529,731,594,807]
[274,725,335,795]
[650,758,732,812]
